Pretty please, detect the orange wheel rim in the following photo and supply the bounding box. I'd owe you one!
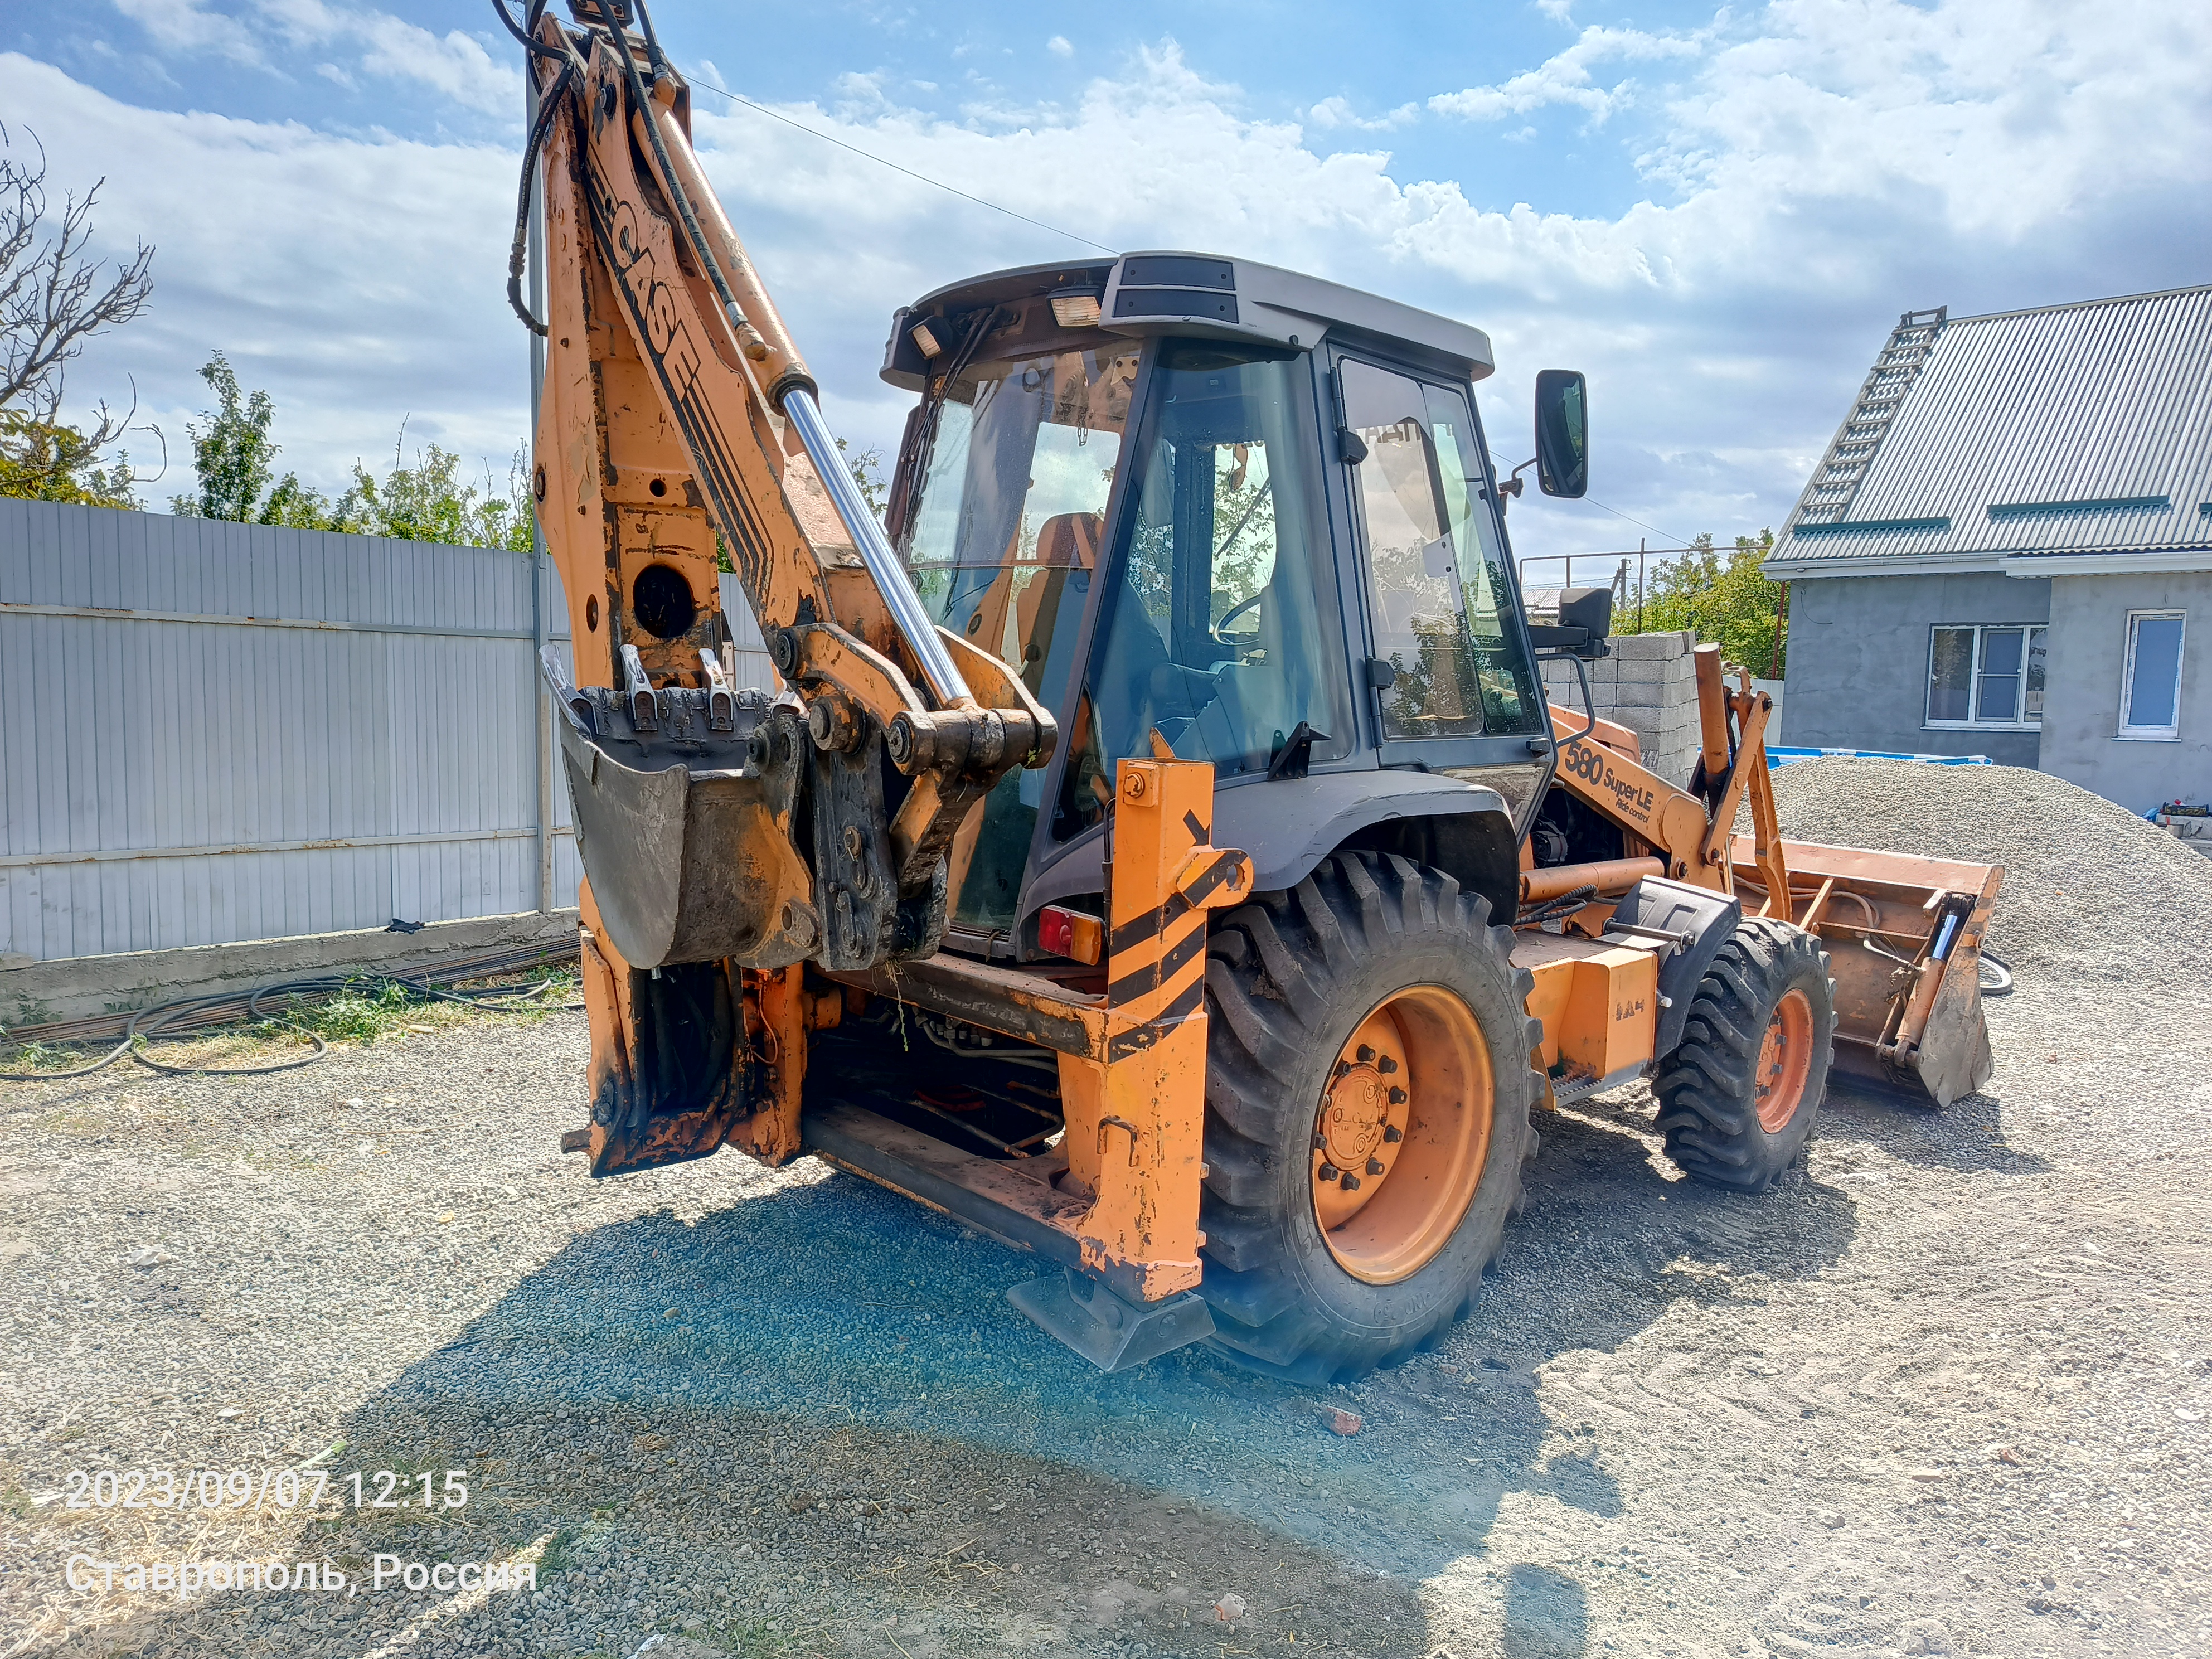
[1754,987,1815,1133]
[1311,986,1494,1285]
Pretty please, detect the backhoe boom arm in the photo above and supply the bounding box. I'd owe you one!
[520,4,1052,979]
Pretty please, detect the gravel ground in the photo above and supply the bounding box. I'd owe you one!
[4,769,2210,1659]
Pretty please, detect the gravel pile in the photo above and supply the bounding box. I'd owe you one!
[1766,758,2212,981]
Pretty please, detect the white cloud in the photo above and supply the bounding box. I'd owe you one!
[1307,95,1420,133]
[685,7,2211,549]
[1430,24,1705,126]
[112,0,518,117]
[18,0,2211,556]
[0,51,526,493]
[1046,36,1074,59]
[110,0,268,66]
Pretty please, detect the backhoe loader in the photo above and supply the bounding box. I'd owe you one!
[502,0,2003,1381]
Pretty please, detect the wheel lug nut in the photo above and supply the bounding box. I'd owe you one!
[1388,1087,1407,1105]
[1377,1055,1399,1074]
[1340,1173,1361,1191]
[1382,1124,1403,1143]
[1332,1061,1352,1080]
[1366,1157,1385,1176]
[1356,1045,1376,1064]
[1317,1162,1340,1183]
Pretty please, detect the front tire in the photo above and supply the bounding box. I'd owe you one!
[1653,918,1835,1192]
[1197,853,1542,1384]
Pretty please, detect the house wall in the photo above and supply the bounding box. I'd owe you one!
[2039,570,2211,814]
[1778,572,2050,765]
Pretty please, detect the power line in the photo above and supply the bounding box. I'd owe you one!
[669,82,1715,548]
[682,72,1120,258]
[1486,445,1699,549]
[1575,497,1700,550]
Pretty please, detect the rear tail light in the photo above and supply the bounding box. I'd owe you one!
[1036,904,1104,965]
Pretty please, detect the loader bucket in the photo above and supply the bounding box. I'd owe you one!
[1729,837,2003,1108]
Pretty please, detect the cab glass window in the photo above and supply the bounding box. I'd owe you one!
[899,346,1138,929]
[1053,343,1340,840]
[1342,360,1542,740]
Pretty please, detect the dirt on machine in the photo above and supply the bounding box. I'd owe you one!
[501,0,2004,1383]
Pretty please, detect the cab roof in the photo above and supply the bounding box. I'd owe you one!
[880,251,1495,393]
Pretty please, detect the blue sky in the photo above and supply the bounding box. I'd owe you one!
[6,0,2208,565]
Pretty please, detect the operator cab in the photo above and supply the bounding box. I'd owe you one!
[879,253,1579,960]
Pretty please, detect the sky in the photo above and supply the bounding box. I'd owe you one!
[4,0,2208,569]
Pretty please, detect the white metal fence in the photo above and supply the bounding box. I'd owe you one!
[0,500,772,966]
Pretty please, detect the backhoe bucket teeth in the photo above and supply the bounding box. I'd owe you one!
[548,661,819,972]
[1730,837,2003,1108]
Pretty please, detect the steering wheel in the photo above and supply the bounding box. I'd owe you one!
[1217,591,1263,634]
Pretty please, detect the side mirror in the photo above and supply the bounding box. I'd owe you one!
[1524,585,1612,659]
[1556,585,1611,643]
[1534,370,1588,498]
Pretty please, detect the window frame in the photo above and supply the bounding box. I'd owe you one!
[1328,347,1549,769]
[2117,609,2186,741]
[1923,622,2048,731]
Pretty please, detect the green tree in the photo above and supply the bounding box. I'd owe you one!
[337,433,533,552]
[0,410,139,506]
[169,351,532,550]
[1638,528,1789,677]
[172,352,287,520]
[835,435,886,518]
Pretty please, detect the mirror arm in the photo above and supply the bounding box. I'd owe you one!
[1498,457,1536,510]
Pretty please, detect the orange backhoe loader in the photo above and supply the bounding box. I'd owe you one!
[500,0,2002,1380]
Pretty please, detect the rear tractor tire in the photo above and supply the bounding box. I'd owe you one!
[1654,918,1835,1193]
[1196,852,1542,1385]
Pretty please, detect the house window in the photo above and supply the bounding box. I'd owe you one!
[2119,610,2185,739]
[1927,624,2048,727]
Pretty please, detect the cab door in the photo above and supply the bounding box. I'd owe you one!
[1333,356,1550,792]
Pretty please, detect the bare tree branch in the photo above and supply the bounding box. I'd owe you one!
[0,123,156,424]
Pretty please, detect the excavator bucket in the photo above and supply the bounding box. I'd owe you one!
[1729,837,2003,1108]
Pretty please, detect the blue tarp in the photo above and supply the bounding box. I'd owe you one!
[1765,746,1993,767]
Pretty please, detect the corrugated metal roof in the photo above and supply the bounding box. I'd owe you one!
[1768,284,2212,575]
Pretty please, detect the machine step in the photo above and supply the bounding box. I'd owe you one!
[1006,1270,1216,1372]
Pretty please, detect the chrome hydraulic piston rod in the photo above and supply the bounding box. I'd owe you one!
[780,385,972,710]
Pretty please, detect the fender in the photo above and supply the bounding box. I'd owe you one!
[1019,768,1517,945]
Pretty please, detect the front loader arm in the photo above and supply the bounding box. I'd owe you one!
[1537,644,1784,901]
[526,8,1051,974]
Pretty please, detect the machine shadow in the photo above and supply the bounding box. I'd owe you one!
[383,1086,1853,1571]
[67,1089,1860,1658]
[1503,1562,1590,1657]
[1817,1077,2055,1175]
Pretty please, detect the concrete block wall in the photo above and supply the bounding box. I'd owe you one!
[1542,629,1701,786]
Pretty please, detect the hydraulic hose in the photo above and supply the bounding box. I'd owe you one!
[1,955,580,1083]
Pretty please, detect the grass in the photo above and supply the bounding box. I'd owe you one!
[537,1524,581,1575]
[2,1040,77,1075]
[1,966,580,1076]
[256,981,420,1044]
[723,1619,792,1657]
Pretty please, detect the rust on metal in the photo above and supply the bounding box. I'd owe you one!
[1520,856,1662,904]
